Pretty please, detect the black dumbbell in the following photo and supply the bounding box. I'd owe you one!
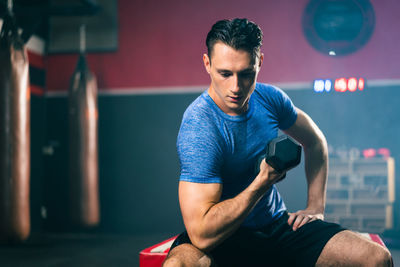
[255,135,302,176]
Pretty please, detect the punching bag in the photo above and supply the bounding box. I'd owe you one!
[0,14,31,242]
[68,53,100,227]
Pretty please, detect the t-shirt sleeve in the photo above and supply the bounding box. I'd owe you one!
[177,113,224,184]
[275,87,297,130]
[257,84,297,130]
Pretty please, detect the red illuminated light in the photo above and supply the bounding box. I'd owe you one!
[358,78,365,90]
[335,78,347,92]
[334,77,365,92]
[348,77,357,92]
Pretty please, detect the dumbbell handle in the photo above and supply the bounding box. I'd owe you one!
[255,154,287,178]
[255,154,286,179]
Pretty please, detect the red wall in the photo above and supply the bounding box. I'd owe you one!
[46,0,400,92]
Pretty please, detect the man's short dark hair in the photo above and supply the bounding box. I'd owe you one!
[206,18,263,61]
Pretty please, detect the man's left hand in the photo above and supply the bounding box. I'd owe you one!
[287,209,324,231]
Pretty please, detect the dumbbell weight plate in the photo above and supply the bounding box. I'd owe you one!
[255,135,302,175]
[265,135,302,173]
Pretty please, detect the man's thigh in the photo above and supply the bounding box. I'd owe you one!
[316,230,393,266]
[265,213,346,267]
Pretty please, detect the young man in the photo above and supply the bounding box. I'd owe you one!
[163,18,393,267]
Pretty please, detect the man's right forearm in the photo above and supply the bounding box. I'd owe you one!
[188,173,272,251]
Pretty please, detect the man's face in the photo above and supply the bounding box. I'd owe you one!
[203,42,263,116]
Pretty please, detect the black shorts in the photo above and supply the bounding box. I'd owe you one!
[170,212,346,267]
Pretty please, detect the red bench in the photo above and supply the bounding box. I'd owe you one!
[139,236,177,267]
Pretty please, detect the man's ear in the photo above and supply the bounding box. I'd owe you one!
[203,53,211,74]
[259,52,264,68]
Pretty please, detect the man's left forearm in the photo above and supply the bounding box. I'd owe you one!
[303,137,328,214]
[284,108,328,229]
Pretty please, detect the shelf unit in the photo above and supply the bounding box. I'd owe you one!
[325,157,395,233]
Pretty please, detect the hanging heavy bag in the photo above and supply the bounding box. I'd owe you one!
[0,13,31,242]
[68,53,100,227]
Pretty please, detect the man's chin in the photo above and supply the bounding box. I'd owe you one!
[227,105,246,115]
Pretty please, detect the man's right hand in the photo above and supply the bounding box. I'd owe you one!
[257,159,286,189]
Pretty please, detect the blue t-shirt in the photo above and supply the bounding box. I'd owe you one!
[177,83,298,229]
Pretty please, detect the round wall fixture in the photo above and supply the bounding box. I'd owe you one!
[302,0,375,56]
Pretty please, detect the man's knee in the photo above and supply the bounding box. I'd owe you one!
[162,244,213,267]
[356,237,393,267]
[371,246,393,267]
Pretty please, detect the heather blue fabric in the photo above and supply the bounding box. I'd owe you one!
[177,83,298,229]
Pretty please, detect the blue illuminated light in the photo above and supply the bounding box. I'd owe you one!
[314,79,325,92]
[313,79,332,92]
[325,79,332,92]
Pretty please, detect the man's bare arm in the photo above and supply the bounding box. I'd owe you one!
[179,162,283,252]
[284,108,328,230]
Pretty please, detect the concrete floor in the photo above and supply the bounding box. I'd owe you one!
[0,233,399,267]
[0,233,172,267]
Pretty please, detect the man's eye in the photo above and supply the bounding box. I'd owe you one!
[221,72,231,78]
[241,72,255,78]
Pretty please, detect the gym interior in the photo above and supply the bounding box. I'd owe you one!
[1,0,400,266]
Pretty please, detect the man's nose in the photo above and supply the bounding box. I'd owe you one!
[230,75,241,94]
